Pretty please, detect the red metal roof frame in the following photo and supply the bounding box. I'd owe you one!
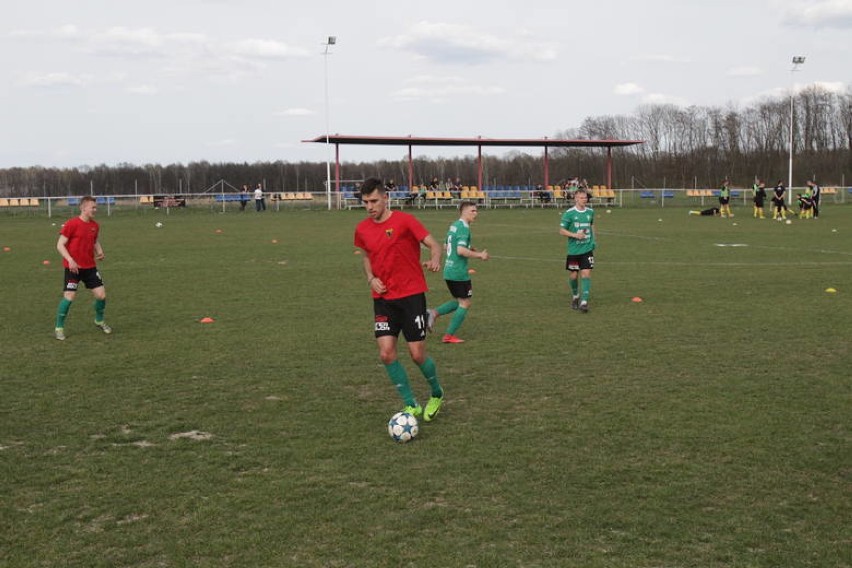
[304,134,644,197]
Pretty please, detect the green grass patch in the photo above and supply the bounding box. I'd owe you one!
[1,206,850,567]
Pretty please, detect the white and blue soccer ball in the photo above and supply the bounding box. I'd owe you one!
[388,412,419,443]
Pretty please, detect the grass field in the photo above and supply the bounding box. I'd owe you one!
[1,204,850,567]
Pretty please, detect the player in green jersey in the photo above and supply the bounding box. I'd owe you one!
[559,187,596,313]
[428,201,489,344]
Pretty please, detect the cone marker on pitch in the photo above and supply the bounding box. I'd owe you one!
[200,317,215,323]
[631,296,643,303]
[825,288,837,294]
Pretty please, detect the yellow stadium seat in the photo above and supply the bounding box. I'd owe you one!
[0,198,9,207]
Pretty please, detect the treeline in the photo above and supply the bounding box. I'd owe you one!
[1,85,849,198]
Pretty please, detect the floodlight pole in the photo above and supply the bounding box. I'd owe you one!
[787,55,805,206]
[323,36,336,210]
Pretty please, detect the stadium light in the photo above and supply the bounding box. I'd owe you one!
[787,56,805,205]
[323,36,336,211]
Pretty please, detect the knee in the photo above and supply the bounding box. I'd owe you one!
[410,352,426,366]
[378,350,397,365]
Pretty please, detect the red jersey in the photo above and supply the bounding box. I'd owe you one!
[60,216,100,269]
[354,211,430,300]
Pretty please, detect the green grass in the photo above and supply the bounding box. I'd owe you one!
[1,205,850,567]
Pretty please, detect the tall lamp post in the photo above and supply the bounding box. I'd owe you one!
[787,55,805,205]
[323,36,336,210]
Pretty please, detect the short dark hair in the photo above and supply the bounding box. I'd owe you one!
[458,200,476,212]
[360,177,385,195]
[80,195,96,204]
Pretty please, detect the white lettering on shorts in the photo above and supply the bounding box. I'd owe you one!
[375,322,390,332]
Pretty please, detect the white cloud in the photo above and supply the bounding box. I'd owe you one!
[8,24,80,39]
[206,138,238,147]
[784,0,852,28]
[389,75,505,101]
[225,39,309,60]
[18,72,86,88]
[727,66,763,77]
[628,54,692,64]
[378,21,556,65]
[642,93,689,106]
[127,85,159,95]
[88,27,166,57]
[614,82,645,95]
[276,108,315,117]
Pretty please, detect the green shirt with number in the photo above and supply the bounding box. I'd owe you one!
[561,206,595,255]
[443,219,471,281]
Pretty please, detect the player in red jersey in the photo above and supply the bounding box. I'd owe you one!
[354,178,445,422]
[54,196,111,340]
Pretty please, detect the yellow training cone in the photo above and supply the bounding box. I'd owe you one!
[825,288,837,293]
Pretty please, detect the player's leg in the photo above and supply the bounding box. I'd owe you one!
[442,282,471,342]
[55,269,80,339]
[376,300,420,415]
[55,290,75,340]
[402,295,442,420]
[83,269,111,334]
[567,256,580,309]
[579,266,592,313]
[444,297,470,340]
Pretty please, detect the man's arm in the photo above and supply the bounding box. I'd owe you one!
[56,234,79,273]
[421,234,441,272]
[361,252,386,294]
[457,245,488,261]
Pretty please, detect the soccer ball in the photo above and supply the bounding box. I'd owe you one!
[388,412,419,443]
[155,222,163,228]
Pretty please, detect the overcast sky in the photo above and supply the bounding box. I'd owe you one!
[2,0,850,169]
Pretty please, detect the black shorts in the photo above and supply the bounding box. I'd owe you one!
[64,267,104,292]
[719,197,730,205]
[373,293,428,342]
[445,279,473,299]
[566,252,594,271]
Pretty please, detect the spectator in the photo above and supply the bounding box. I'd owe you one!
[254,183,266,212]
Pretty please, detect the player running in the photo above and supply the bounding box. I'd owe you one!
[354,177,445,422]
[54,195,112,340]
[559,187,596,313]
[428,201,489,344]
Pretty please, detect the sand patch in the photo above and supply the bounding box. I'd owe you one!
[169,430,213,441]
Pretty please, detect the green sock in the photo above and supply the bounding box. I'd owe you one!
[445,306,468,335]
[56,298,73,329]
[384,360,416,407]
[436,300,459,316]
[417,357,443,398]
[569,279,579,297]
[94,298,106,323]
[580,277,591,302]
